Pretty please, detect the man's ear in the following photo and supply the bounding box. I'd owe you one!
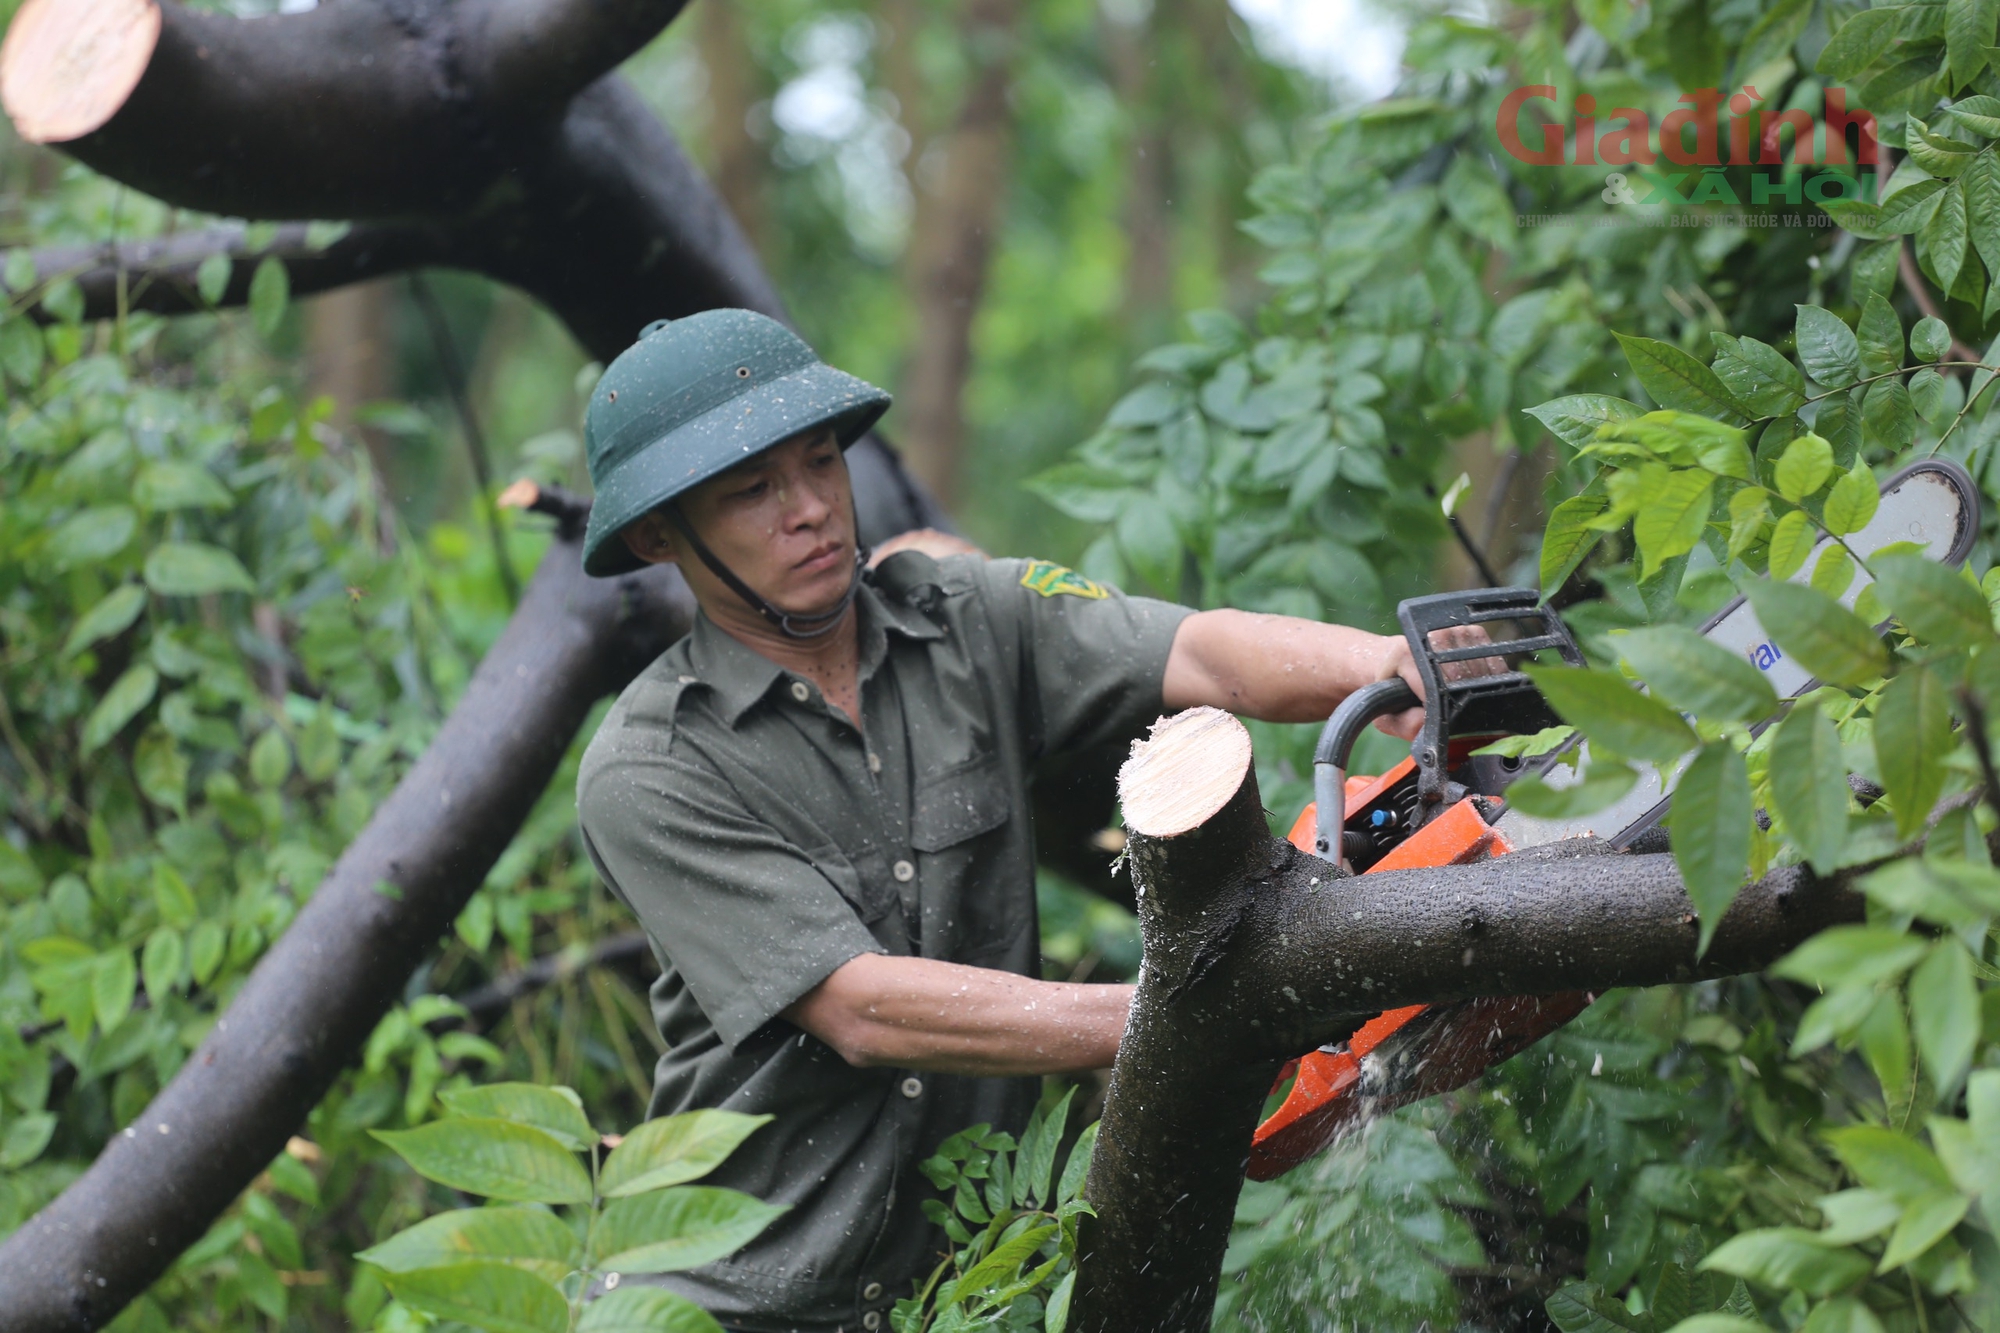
[620,511,680,566]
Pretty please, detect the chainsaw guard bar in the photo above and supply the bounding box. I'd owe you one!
[1311,678,1419,862]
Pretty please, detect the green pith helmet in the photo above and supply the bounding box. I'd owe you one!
[580,309,892,578]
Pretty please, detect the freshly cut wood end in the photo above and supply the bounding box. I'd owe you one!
[1118,706,1252,838]
[1,0,161,145]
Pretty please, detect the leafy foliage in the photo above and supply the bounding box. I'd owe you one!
[356,1090,779,1333]
[893,1090,1095,1333]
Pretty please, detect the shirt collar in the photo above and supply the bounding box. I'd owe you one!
[684,571,944,728]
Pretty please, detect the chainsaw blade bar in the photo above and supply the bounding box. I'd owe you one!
[1495,457,1981,850]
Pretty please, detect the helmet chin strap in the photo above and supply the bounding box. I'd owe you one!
[664,504,866,640]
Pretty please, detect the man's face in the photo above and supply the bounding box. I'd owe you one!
[621,428,856,618]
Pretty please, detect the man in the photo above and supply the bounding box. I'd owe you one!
[575,310,1439,1332]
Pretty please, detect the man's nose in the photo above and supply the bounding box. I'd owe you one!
[781,469,833,528]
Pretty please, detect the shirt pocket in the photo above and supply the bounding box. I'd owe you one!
[813,845,897,925]
[911,756,1011,852]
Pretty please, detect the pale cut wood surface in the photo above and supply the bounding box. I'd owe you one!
[1,0,160,145]
[1117,706,1252,838]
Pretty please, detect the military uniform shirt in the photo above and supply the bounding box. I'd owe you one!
[575,552,1191,1333]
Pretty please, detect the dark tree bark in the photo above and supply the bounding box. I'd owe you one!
[1071,709,1868,1333]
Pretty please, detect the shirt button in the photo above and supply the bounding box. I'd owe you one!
[867,751,882,774]
[892,859,915,883]
[790,681,811,703]
[900,1076,924,1099]
[862,1281,884,1301]
[862,1314,882,1331]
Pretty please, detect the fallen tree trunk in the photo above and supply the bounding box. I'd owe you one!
[1072,708,1867,1333]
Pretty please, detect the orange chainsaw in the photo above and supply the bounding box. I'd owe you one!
[1247,458,1982,1181]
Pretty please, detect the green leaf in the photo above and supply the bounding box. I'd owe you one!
[357,1207,579,1284]
[1795,306,1861,389]
[1908,938,1980,1092]
[1615,626,1778,723]
[1879,1192,1968,1269]
[0,1112,57,1169]
[1634,470,1716,579]
[1523,667,1698,763]
[438,1083,598,1150]
[576,1287,725,1333]
[1615,334,1748,423]
[144,543,255,597]
[370,1119,591,1204]
[248,729,291,789]
[248,257,290,339]
[599,1109,773,1198]
[1816,1189,1903,1244]
[92,949,137,1032]
[48,506,138,571]
[1058,1121,1098,1205]
[1920,178,1971,292]
[195,253,231,306]
[1909,367,1948,421]
[64,584,148,657]
[591,1186,785,1273]
[1874,666,1953,837]
[1872,553,1993,646]
[1860,379,1915,453]
[1949,0,2000,86]
[1822,464,1880,536]
[1046,1269,1078,1333]
[1542,492,1608,593]
[1662,1319,1768,1333]
[1774,926,1930,988]
[1712,334,1808,418]
[1856,294,1905,375]
[1700,1228,1873,1296]
[1767,510,1817,580]
[1728,487,1770,561]
[1526,395,1644,448]
[82,665,159,754]
[1672,742,1754,953]
[0,314,44,385]
[1768,703,1849,873]
[1811,544,1855,599]
[188,920,224,986]
[141,928,183,1002]
[1967,152,2000,285]
[1774,432,1835,502]
[1799,1297,1886,1333]
[380,1263,569,1333]
[1816,6,1910,79]
[1743,580,1889,686]
[1910,316,1952,361]
[153,862,197,927]
[134,461,233,512]
[1826,1124,1958,1199]
[1503,761,1640,818]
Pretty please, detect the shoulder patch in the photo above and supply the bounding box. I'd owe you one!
[1019,560,1109,599]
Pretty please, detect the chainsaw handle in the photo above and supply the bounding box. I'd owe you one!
[1311,678,1419,863]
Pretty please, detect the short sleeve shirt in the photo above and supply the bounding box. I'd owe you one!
[575,553,1190,1333]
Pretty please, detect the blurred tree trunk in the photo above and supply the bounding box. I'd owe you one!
[897,0,1023,511]
[304,281,397,488]
[1435,436,1551,591]
[698,0,768,254]
[1104,0,1174,340]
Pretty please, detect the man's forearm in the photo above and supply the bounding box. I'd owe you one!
[784,954,1132,1076]
[1161,609,1410,725]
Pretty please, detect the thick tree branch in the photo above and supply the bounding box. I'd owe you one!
[1071,710,1866,1333]
[460,0,693,117]
[0,540,693,1332]
[24,222,454,324]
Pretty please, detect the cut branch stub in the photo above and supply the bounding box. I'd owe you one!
[0,0,160,144]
